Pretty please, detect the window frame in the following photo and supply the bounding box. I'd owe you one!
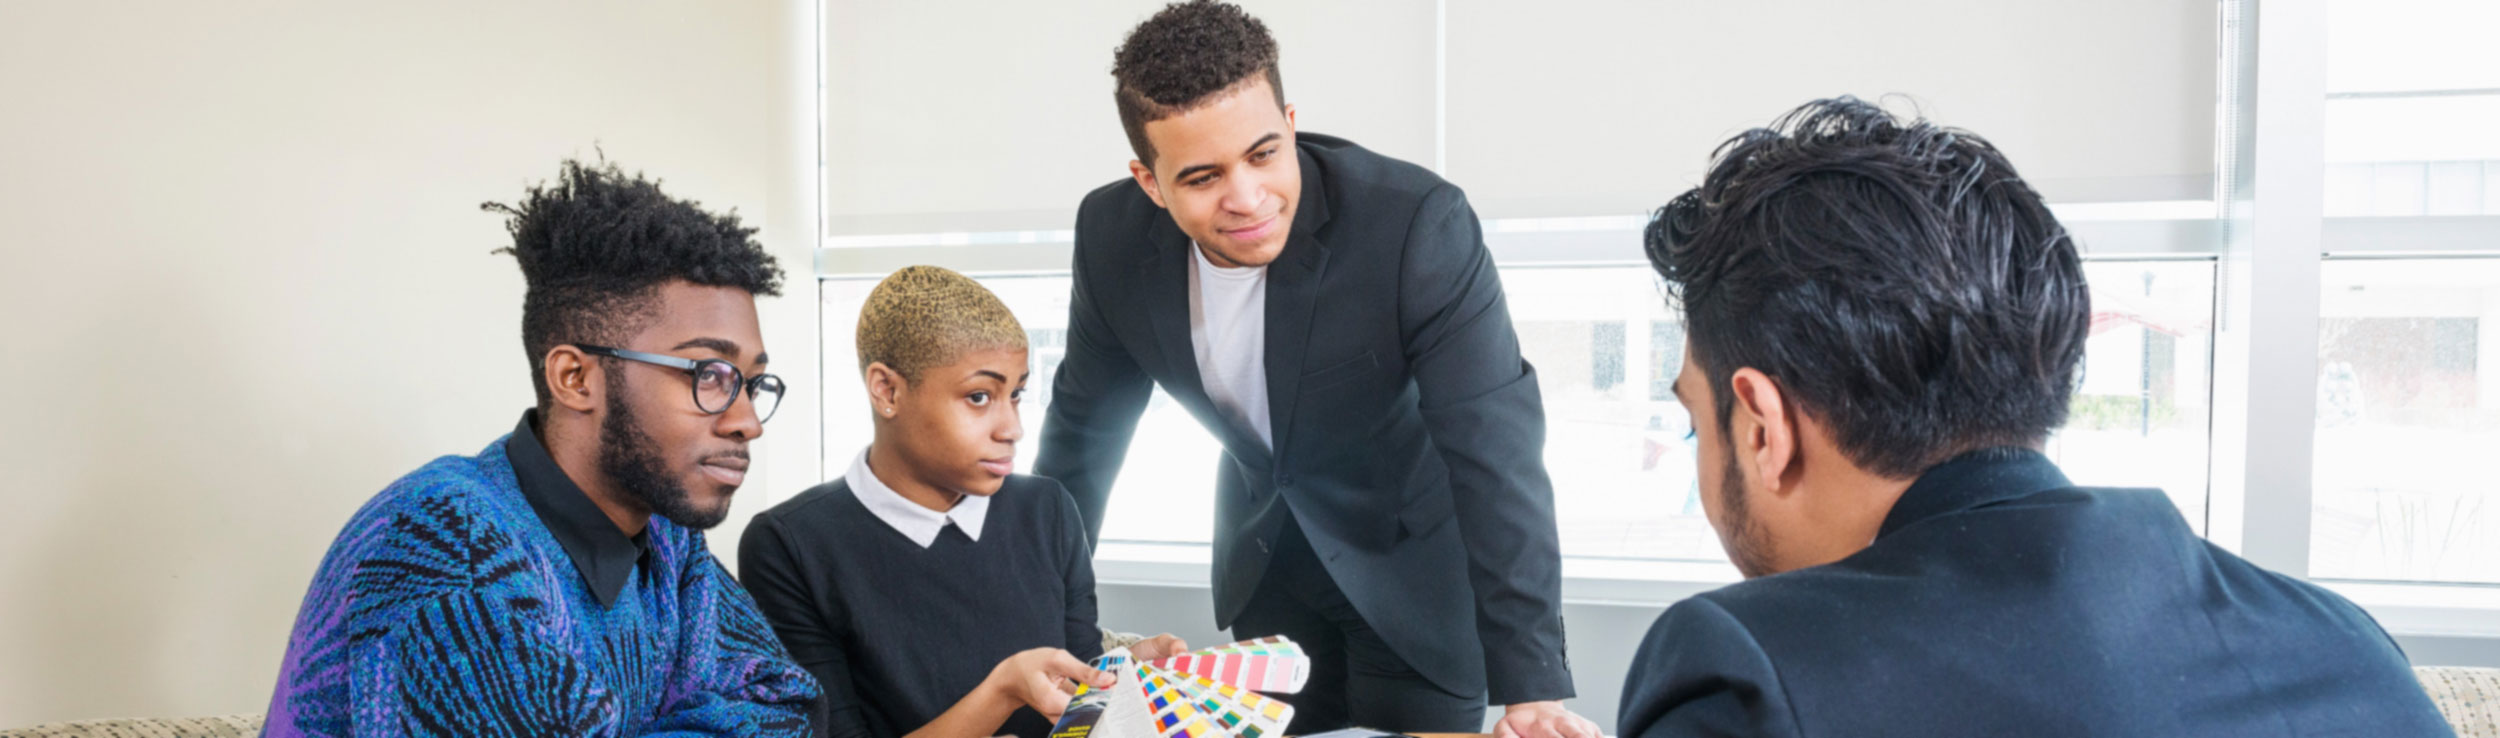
[2215,0,2500,633]
[809,0,2500,639]
[813,218,2233,585]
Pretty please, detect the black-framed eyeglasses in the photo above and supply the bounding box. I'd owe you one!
[575,344,785,423]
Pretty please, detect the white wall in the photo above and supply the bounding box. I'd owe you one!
[0,1,820,726]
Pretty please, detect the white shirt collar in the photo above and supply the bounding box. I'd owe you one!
[846,448,989,548]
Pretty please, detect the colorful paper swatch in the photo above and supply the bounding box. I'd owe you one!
[1142,666,1225,738]
[1154,665,1293,738]
[1053,650,1151,738]
[1145,636,1311,694]
[1051,636,1308,738]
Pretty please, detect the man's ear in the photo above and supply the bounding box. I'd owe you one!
[1128,160,1168,210]
[543,346,601,415]
[1727,367,1799,497]
[1282,103,1297,133]
[864,361,906,419]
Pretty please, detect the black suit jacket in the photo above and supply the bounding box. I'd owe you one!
[1619,448,2452,737]
[1033,133,1571,704]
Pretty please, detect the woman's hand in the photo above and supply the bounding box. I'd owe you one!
[985,647,1114,719]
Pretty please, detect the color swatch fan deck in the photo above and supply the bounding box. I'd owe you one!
[1048,636,1310,738]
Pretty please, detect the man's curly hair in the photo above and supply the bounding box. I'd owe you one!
[484,157,784,410]
[1112,0,1285,166]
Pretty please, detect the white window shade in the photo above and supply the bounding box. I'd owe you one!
[2325,0,2500,94]
[1445,0,2220,218]
[823,0,1436,235]
[2327,95,2500,164]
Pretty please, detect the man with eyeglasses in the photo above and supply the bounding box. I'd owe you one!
[262,159,819,736]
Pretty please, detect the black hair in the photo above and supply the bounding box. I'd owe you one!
[1111,0,1285,166]
[1645,97,2090,478]
[484,157,784,411]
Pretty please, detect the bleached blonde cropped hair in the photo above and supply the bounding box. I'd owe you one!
[855,265,1028,382]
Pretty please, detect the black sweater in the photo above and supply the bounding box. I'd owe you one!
[739,474,1102,738]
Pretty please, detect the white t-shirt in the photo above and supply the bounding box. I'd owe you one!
[1188,243,1273,450]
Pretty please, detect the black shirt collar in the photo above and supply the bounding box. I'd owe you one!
[507,410,647,607]
[1877,446,2074,540]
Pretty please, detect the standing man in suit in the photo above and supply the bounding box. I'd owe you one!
[1032,3,1595,736]
[1620,96,2451,737]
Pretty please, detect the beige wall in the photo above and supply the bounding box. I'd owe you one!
[0,1,820,725]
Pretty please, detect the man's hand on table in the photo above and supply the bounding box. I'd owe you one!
[1495,700,1601,738]
[1126,633,1189,662]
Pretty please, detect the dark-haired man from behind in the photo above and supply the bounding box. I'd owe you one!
[1034,2,1594,736]
[1619,97,2450,737]
[263,159,818,736]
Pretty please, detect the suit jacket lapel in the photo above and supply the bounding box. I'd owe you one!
[1139,215,1206,401]
[1262,146,1334,458]
[1139,212,1276,468]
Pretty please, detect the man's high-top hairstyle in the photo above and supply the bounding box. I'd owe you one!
[484,157,785,410]
[1111,0,1285,166]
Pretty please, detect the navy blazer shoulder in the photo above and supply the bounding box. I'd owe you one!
[1618,448,2451,738]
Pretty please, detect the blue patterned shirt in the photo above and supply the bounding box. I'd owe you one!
[263,418,818,736]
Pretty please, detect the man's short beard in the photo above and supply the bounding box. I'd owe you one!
[1717,440,1775,578]
[599,371,731,530]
